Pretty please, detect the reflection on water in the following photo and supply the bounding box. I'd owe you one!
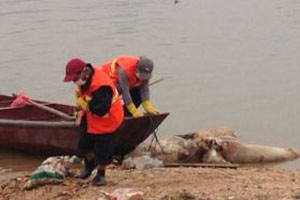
[0,0,300,169]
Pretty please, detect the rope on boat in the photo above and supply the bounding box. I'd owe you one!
[147,114,166,155]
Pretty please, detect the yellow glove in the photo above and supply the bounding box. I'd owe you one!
[126,103,144,117]
[142,100,160,114]
[76,97,88,111]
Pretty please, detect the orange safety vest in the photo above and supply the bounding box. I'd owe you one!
[78,67,124,134]
[101,55,145,88]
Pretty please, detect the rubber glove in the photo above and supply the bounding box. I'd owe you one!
[126,103,144,117]
[76,97,88,111]
[142,100,160,114]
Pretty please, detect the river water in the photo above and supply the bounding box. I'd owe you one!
[0,0,300,170]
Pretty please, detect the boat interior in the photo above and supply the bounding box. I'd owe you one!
[0,94,74,121]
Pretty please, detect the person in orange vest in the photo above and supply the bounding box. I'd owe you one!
[101,55,160,117]
[63,58,124,186]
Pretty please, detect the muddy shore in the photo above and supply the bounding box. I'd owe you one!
[1,165,300,200]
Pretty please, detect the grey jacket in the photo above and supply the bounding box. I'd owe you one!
[117,67,150,105]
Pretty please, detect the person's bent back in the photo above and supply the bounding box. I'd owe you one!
[101,55,160,117]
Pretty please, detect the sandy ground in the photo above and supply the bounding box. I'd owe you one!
[1,165,300,200]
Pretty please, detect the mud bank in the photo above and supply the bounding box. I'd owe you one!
[1,166,300,200]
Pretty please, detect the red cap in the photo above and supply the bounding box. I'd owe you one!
[63,58,86,82]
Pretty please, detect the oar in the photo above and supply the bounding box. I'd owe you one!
[12,93,75,121]
[149,77,164,86]
[27,99,75,121]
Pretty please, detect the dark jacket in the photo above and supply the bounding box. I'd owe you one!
[80,64,113,117]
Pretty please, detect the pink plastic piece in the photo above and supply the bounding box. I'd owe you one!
[10,93,30,108]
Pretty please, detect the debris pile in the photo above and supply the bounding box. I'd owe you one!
[123,126,300,169]
[24,156,75,190]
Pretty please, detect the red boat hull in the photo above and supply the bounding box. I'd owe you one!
[0,120,79,155]
[0,94,169,156]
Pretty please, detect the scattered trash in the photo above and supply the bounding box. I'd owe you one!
[69,155,83,164]
[95,190,112,200]
[30,156,73,180]
[24,156,74,190]
[24,178,63,190]
[123,154,163,170]
[111,188,144,200]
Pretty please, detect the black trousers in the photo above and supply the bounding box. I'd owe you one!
[78,114,117,165]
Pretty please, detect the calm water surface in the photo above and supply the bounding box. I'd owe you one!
[0,0,300,169]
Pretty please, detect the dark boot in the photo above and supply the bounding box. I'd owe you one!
[92,169,107,186]
[79,159,96,179]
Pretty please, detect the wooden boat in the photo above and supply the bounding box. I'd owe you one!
[0,94,168,156]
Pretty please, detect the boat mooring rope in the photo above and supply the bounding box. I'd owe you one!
[147,115,165,154]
